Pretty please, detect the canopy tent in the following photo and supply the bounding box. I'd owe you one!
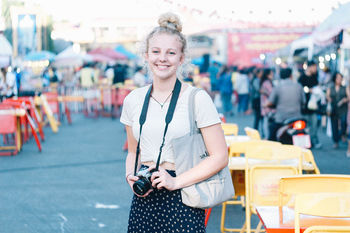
[290,35,314,60]
[191,56,204,66]
[87,53,115,63]
[53,46,89,67]
[312,2,350,45]
[88,47,127,60]
[114,45,137,59]
[24,50,56,61]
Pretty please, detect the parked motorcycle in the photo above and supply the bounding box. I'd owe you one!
[276,117,311,148]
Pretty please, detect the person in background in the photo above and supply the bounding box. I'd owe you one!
[326,72,348,149]
[251,68,263,130]
[183,70,194,84]
[218,65,234,117]
[0,68,6,101]
[14,67,21,94]
[132,66,147,87]
[235,68,250,114]
[4,67,17,98]
[113,63,125,84]
[260,68,274,139]
[208,61,220,98]
[319,66,332,87]
[42,68,51,90]
[298,60,322,148]
[266,67,305,141]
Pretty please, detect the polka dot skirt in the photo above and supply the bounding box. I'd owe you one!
[127,169,205,233]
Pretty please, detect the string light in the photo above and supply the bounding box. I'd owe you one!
[160,0,340,24]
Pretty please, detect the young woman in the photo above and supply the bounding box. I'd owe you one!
[260,68,274,139]
[326,72,348,149]
[120,13,228,232]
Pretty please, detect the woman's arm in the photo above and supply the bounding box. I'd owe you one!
[125,125,154,197]
[125,125,138,179]
[151,123,228,190]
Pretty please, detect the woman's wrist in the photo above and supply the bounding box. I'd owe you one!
[174,176,185,190]
[126,173,133,182]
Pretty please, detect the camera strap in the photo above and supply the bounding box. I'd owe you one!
[134,79,182,175]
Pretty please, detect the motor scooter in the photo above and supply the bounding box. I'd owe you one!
[276,117,311,148]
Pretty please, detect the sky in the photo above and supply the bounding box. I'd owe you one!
[25,0,349,26]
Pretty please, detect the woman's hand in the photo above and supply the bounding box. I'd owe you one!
[149,166,178,191]
[126,174,153,198]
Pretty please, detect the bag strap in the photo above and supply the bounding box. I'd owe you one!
[134,79,182,175]
[188,88,201,135]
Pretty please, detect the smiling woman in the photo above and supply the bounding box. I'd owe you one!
[120,12,228,233]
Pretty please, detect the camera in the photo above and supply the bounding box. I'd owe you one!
[133,167,157,196]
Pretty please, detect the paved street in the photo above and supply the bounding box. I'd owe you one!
[0,113,349,233]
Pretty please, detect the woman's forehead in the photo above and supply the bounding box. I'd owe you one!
[148,33,182,49]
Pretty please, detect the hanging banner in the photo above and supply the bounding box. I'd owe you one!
[227,32,305,67]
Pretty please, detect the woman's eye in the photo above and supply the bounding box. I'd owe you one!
[169,51,176,55]
[152,50,159,54]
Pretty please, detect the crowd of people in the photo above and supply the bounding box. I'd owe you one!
[206,60,350,156]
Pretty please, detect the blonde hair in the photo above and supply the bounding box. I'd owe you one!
[140,12,192,79]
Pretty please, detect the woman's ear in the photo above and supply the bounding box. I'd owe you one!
[180,54,184,64]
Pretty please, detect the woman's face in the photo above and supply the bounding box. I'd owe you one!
[268,71,273,79]
[145,33,184,81]
[335,74,343,85]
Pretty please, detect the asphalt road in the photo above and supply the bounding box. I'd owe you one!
[0,113,348,233]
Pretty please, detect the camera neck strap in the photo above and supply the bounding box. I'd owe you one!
[134,79,182,175]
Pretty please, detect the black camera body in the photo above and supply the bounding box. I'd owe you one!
[133,167,157,196]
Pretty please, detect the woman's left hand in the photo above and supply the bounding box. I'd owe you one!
[149,166,178,191]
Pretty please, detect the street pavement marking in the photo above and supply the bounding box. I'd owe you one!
[95,203,120,209]
[98,223,106,228]
[58,213,67,233]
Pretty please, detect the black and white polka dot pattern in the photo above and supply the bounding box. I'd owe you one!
[127,169,205,233]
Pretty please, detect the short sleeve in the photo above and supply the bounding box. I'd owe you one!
[194,90,221,128]
[120,94,133,126]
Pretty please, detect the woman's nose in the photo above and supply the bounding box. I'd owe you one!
[159,52,167,62]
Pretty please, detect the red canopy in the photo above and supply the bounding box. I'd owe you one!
[88,47,127,60]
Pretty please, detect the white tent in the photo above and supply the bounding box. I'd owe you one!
[312,2,350,45]
[53,46,91,68]
[290,35,314,60]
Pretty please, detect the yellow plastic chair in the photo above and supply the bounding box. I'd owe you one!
[245,165,299,233]
[222,140,282,225]
[279,175,350,208]
[233,144,300,233]
[272,145,303,174]
[222,123,239,136]
[302,149,320,174]
[244,127,261,140]
[228,140,281,158]
[221,141,284,232]
[303,226,350,233]
[295,193,350,233]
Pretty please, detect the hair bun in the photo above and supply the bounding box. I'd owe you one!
[158,12,182,32]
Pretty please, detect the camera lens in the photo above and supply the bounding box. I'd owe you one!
[133,177,152,196]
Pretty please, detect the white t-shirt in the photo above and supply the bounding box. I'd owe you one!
[120,84,221,164]
[235,74,249,94]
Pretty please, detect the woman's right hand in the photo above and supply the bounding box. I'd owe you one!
[126,174,153,198]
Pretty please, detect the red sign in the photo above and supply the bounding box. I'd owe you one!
[227,32,305,67]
